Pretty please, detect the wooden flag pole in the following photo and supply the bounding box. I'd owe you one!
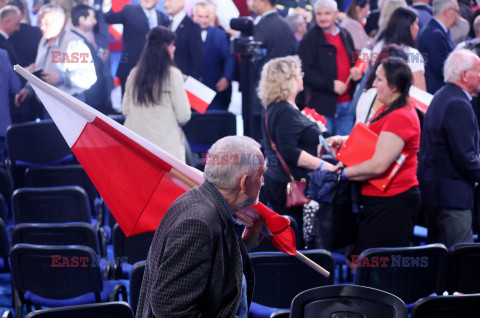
[170,168,330,278]
[296,252,330,278]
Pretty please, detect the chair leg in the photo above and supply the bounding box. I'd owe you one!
[13,290,22,318]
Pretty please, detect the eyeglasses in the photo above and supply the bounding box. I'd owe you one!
[448,7,460,14]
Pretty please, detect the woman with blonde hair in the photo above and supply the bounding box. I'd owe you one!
[258,56,336,236]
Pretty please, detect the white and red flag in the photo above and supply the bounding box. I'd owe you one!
[409,86,432,114]
[184,76,216,114]
[15,65,329,277]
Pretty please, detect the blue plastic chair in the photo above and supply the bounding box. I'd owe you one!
[10,244,126,317]
[354,244,448,306]
[25,301,133,318]
[248,249,335,318]
[290,285,407,318]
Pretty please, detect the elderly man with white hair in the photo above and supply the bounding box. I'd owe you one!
[298,0,362,135]
[418,49,480,248]
[417,0,459,94]
[136,135,265,318]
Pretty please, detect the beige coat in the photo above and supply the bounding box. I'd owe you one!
[122,66,191,162]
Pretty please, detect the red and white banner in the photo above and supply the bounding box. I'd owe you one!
[184,76,216,114]
[14,65,296,256]
[409,86,432,114]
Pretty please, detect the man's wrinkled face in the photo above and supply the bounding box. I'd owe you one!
[314,6,338,30]
[39,11,64,39]
[194,5,212,30]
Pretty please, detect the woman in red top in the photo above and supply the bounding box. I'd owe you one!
[328,57,421,257]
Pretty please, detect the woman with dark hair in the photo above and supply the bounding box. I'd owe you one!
[340,0,373,50]
[122,26,191,162]
[329,57,421,258]
[373,7,426,90]
[355,44,409,124]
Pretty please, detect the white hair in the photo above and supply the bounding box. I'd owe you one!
[444,49,479,83]
[432,0,456,16]
[314,0,338,11]
[203,136,262,191]
[39,3,65,21]
[0,5,21,22]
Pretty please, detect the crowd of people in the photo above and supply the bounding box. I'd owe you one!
[2,0,480,315]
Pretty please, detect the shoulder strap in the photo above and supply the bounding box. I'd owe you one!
[264,109,295,182]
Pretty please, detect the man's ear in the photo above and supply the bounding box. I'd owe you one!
[239,174,249,194]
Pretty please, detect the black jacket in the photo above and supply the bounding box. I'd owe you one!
[298,25,356,116]
[418,83,480,209]
[105,5,170,82]
[173,15,204,80]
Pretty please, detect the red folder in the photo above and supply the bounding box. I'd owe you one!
[336,123,408,192]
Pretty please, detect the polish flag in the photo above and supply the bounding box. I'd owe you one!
[409,86,432,114]
[354,48,371,74]
[184,76,216,114]
[15,66,330,277]
[14,66,302,256]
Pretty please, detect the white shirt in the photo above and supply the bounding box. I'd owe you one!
[171,11,186,32]
[0,29,9,40]
[141,5,158,29]
[372,41,425,73]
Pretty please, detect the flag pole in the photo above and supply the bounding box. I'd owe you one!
[296,252,330,278]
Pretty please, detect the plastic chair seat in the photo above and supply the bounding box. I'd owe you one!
[24,280,119,307]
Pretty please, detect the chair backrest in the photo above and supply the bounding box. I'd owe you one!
[291,285,408,318]
[12,186,91,224]
[249,249,335,308]
[0,218,9,271]
[182,111,237,153]
[10,244,103,300]
[11,222,100,255]
[129,261,146,314]
[0,168,13,217]
[6,120,71,165]
[251,215,299,252]
[0,195,7,221]
[113,223,154,265]
[24,301,133,318]
[448,243,480,294]
[411,294,480,318]
[24,165,99,215]
[354,244,448,304]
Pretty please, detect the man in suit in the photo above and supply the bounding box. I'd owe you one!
[71,4,111,114]
[412,0,433,30]
[136,136,265,318]
[251,0,297,71]
[0,48,20,162]
[105,0,170,93]
[418,50,480,248]
[0,5,21,65]
[164,0,203,80]
[194,1,235,111]
[7,0,42,68]
[298,0,362,135]
[417,0,459,94]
